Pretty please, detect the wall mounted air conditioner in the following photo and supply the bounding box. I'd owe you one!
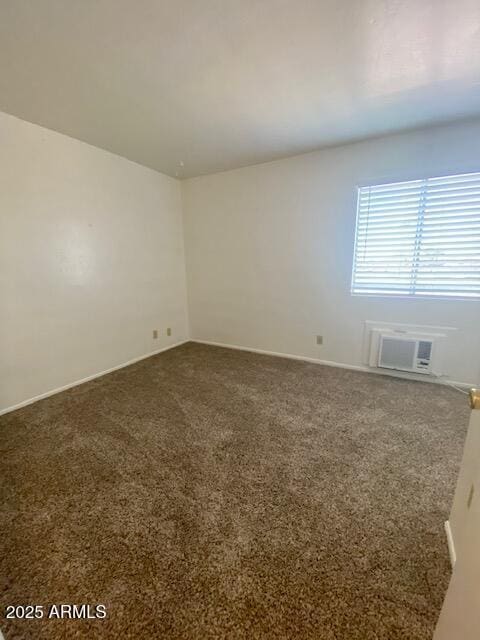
[370,331,436,375]
[364,322,453,378]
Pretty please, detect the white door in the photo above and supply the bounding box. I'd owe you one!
[433,393,480,639]
[447,393,480,565]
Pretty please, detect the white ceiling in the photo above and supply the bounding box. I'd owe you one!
[1,0,480,178]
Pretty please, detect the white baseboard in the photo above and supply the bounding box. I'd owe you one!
[193,339,368,371]
[0,340,188,417]
[2,338,472,417]
[444,520,456,567]
[192,339,474,389]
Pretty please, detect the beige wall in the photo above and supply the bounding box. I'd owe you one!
[0,111,189,412]
[182,119,480,386]
[3,113,480,414]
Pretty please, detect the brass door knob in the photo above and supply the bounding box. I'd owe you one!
[469,389,480,410]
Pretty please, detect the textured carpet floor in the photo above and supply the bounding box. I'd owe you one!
[0,342,469,639]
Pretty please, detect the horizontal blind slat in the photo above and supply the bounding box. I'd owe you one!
[352,172,480,299]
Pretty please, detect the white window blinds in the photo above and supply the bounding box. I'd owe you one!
[351,172,480,299]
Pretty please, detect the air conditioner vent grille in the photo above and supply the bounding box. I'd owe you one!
[379,338,416,370]
[418,341,432,361]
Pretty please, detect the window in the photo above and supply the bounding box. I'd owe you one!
[351,172,480,299]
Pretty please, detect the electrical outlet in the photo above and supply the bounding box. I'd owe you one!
[316,335,323,345]
[166,327,172,336]
[153,329,158,339]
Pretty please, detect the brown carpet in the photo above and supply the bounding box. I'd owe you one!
[0,342,468,639]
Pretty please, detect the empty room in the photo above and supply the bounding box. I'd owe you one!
[1,1,480,638]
